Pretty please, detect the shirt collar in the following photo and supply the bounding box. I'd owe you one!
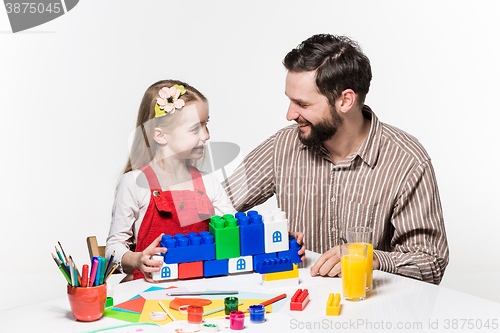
[299,105,382,168]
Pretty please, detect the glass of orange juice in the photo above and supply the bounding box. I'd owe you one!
[340,243,368,301]
[347,227,373,291]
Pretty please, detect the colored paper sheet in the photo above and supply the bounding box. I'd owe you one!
[103,307,141,323]
[113,296,146,313]
[109,307,140,314]
[138,299,173,325]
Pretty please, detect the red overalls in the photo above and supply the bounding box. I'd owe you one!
[133,165,215,280]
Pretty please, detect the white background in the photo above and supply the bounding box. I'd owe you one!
[1,0,499,311]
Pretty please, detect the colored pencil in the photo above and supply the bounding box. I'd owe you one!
[57,258,70,277]
[69,258,75,286]
[51,253,59,266]
[82,264,89,288]
[104,251,115,280]
[58,262,72,284]
[69,256,82,286]
[89,258,98,287]
[158,300,176,321]
[105,263,119,282]
[58,241,69,265]
[167,290,239,296]
[203,301,243,317]
[73,260,79,287]
[244,293,287,312]
[55,246,65,265]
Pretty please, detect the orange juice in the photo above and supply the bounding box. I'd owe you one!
[340,253,367,301]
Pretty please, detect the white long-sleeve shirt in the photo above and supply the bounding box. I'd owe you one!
[106,169,236,269]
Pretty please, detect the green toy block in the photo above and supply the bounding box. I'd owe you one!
[209,215,241,260]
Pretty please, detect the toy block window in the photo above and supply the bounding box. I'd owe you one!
[237,259,246,270]
[161,266,171,278]
[273,231,282,243]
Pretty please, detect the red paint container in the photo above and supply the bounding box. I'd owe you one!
[67,283,107,321]
[187,305,204,324]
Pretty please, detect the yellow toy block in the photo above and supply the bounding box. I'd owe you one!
[262,264,298,281]
[326,293,341,316]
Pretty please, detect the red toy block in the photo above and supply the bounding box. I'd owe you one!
[178,261,203,279]
[290,289,310,311]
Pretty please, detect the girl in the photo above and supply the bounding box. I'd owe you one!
[106,80,236,282]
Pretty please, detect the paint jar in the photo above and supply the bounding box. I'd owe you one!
[249,304,265,323]
[187,305,203,324]
[229,310,245,330]
[67,283,107,321]
[224,296,239,315]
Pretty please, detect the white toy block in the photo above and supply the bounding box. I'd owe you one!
[228,256,253,273]
[262,277,299,288]
[263,210,289,253]
[151,255,178,281]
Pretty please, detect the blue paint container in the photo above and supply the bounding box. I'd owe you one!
[249,304,265,323]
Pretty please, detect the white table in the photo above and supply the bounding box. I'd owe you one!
[1,252,499,333]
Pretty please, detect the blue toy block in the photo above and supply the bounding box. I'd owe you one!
[238,213,265,257]
[255,257,293,274]
[161,232,216,264]
[277,236,302,264]
[204,259,229,277]
[253,252,277,271]
[247,210,259,217]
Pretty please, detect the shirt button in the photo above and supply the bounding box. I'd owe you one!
[331,227,336,232]
[153,190,160,197]
[198,191,204,195]
[179,203,185,209]
[331,197,336,202]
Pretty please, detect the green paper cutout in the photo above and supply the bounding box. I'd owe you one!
[103,307,141,323]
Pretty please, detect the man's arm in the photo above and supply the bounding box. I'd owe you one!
[223,133,277,211]
[375,160,449,284]
[310,160,448,284]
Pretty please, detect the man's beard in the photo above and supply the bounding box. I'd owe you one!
[297,108,343,147]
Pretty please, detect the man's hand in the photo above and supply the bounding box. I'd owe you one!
[289,231,306,262]
[311,246,381,277]
[310,246,341,277]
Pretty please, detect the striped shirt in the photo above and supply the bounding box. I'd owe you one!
[224,106,449,284]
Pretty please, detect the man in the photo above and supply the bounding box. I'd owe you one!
[224,34,449,284]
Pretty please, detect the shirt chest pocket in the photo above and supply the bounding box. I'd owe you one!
[340,201,378,239]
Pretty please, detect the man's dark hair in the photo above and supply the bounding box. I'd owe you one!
[283,34,372,106]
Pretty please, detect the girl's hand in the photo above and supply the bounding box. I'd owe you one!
[137,234,167,283]
[289,231,306,262]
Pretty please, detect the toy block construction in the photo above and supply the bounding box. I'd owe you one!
[178,261,203,279]
[262,264,298,281]
[209,215,240,259]
[161,232,215,264]
[262,277,298,288]
[278,237,302,264]
[290,289,310,311]
[255,257,293,274]
[262,211,289,253]
[326,293,341,316]
[153,210,300,281]
[229,256,253,273]
[203,259,228,277]
[151,255,178,281]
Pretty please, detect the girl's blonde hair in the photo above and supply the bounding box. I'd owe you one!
[124,79,207,174]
